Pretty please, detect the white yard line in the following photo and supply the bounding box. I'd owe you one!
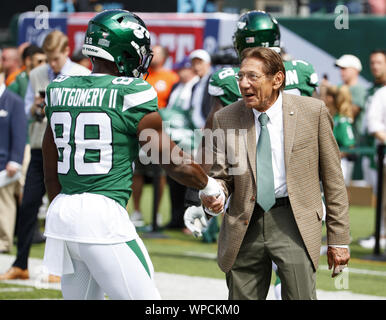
[0,287,34,292]
[1,253,385,300]
[185,251,386,277]
[319,265,386,277]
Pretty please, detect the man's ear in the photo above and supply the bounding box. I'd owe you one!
[64,46,70,58]
[273,71,285,90]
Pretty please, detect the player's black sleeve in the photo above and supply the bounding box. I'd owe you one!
[184,187,201,208]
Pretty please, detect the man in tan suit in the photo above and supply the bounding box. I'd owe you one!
[193,47,350,300]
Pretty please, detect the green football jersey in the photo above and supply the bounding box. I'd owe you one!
[208,59,318,106]
[208,67,241,107]
[283,60,318,97]
[333,114,355,148]
[45,74,158,209]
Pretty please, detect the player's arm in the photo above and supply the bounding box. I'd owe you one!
[42,122,62,202]
[137,111,208,190]
[204,96,224,130]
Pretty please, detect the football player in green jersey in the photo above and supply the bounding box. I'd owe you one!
[42,9,224,300]
[184,10,319,300]
[208,11,318,124]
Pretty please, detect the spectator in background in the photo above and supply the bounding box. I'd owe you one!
[166,56,199,112]
[130,45,179,227]
[159,56,199,230]
[8,45,46,99]
[71,50,91,69]
[186,49,219,242]
[325,85,356,185]
[335,54,367,144]
[147,45,179,108]
[8,44,47,244]
[0,30,90,282]
[335,54,367,181]
[8,43,31,87]
[360,49,386,250]
[1,47,21,87]
[0,73,27,254]
[366,85,386,250]
[362,50,386,197]
[189,49,213,129]
[368,0,386,15]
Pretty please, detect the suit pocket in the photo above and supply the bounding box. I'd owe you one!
[292,141,312,152]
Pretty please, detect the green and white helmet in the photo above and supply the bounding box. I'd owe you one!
[233,10,281,57]
[82,9,153,78]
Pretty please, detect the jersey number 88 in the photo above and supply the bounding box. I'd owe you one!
[50,111,113,175]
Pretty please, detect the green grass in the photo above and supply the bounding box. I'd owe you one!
[2,184,386,299]
[0,282,62,299]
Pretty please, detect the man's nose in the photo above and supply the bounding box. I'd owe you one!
[238,77,250,90]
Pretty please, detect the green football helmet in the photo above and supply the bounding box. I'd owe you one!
[82,9,153,78]
[233,10,281,57]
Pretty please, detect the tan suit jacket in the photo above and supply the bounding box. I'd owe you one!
[210,93,350,273]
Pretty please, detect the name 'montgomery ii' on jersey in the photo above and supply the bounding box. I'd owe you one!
[208,59,319,106]
[45,74,158,209]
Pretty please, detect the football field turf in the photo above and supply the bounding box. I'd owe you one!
[0,185,385,299]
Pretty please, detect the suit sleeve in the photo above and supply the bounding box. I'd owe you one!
[10,94,27,165]
[318,101,350,245]
[209,113,234,199]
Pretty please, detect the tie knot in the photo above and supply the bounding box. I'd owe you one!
[258,113,269,126]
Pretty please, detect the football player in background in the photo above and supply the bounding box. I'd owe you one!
[207,11,318,124]
[184,10,319,300]
[42,9,223,300]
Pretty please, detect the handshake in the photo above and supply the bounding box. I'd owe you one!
[184,177,225,237]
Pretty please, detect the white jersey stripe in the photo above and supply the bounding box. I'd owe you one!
[122,87,157,112]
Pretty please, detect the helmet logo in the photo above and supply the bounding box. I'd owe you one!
[134,29,144,39]
[85,37,93,45]
[120,21,150,39]
[245,37,254,44]
[98,38,110,47]
[237,21,246,29]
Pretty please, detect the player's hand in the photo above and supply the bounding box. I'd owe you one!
[327,246,350,278]
[184,206,208,238]
[199,177,225,215]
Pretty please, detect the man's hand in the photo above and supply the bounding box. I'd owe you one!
[5,163,19,178]
[30,95,44,115]
[184,206,208,238]
[327,247,350,278]
[200,194,225,215]
[198,177,225,215]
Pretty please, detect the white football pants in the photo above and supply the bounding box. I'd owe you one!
[61,239,161,300]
